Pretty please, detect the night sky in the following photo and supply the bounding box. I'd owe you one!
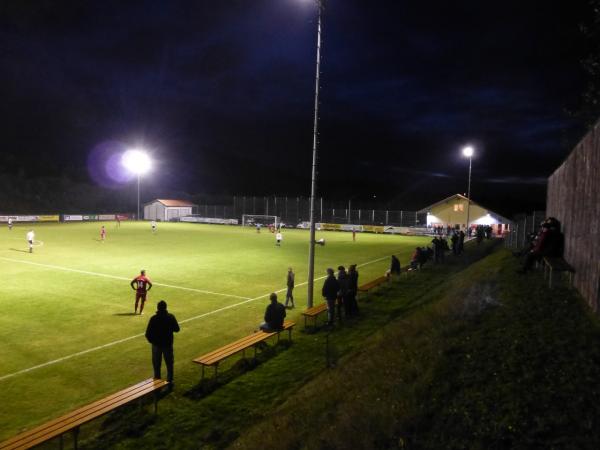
[0,0,590,215]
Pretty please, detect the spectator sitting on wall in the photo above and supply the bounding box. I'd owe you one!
[517,218,563,274]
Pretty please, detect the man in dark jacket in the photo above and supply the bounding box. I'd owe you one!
[390,255,401,275]
[145,300,180,386]
[260,293,286,331]
[322,268,340,325]
[285,267,295,308]
[347,264,360,317]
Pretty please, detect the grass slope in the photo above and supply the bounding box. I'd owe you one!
[68,240,497,449]
[231,247,600,450]
[0,222,429,439]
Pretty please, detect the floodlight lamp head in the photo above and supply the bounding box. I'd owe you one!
[462,146,474,158]
[122,149,152,175]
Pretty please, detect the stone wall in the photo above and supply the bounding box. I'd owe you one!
[547,122,600,311]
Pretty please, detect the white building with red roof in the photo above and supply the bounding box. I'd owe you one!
[143,199,197,221]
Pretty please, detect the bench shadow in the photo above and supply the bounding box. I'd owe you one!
[9,248,29,253]
[185,341,292,400]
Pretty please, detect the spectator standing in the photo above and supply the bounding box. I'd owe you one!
[451,232,458,255]
[337,265,350,320]
[285,267,295,308]
[322,268,340,326]
[390,255,401,275]
[145,300,180,387]
[431,237,440,263]
[260,293,286,331]
[347,264,359,317]
[458,230,465,254]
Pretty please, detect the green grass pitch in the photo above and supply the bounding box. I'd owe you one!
[0,221,430,439]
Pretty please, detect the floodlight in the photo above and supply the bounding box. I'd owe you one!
[122,148,152,221]
[462,146,474,158]
[122,149,152,175]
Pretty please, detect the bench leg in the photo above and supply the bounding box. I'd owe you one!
[73,426,80,450]
[214,364,218,381]
[154,391,159,414]
[288,327,292,341]
[201,364,205,381]
[304,315,307,328]
[59,433,64,450]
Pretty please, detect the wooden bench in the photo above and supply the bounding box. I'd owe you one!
[543,256,575,288]
[302,303,328,328]
[0,378,168,450]
[358,275,389,293]
[193,320,295,380]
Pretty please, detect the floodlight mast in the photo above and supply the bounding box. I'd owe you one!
[462,146,474,233]
[307,0,324,309]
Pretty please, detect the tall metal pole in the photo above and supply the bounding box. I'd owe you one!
[307,1,323,308]
[137,173,141,221]
[465,156,472,232]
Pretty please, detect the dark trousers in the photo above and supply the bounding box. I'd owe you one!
[326,297,336,324]
[152,344,174,382]
[285,286,294,307]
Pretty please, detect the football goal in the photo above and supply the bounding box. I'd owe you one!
[242,214,280,228]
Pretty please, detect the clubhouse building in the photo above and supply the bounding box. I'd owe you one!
[418,194,512,235]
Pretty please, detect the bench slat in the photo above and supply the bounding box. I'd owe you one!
[358,276,389,292]
[302,303,328,317]
[0,379,167,450]
[193,321,295,367]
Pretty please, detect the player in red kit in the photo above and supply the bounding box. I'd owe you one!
[100,225,106,242]
[130,270,153,315]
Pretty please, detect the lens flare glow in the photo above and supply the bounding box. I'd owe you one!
[122,149,152,175]
[462,146,474,158]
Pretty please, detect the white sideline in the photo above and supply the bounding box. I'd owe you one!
[0,254,391,382]
[0,256,251,300]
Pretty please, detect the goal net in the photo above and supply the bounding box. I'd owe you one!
[242,214,280,228]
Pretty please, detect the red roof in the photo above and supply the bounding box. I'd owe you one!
[153,199,196,207]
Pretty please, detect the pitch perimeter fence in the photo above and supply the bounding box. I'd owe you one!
[504,210,546,250]
[191,196,426,227]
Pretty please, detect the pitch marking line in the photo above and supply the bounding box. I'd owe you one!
[0,254,391,382]
[0,256,250,300]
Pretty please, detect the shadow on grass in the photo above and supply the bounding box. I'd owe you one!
[184,340,293,400]
[9,248,29,253]
[113,312,137,316]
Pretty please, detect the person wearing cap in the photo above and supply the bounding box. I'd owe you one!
[259,293,286,331]
[145,300,180,386]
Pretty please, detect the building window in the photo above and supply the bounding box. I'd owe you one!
[454,204,464,212]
